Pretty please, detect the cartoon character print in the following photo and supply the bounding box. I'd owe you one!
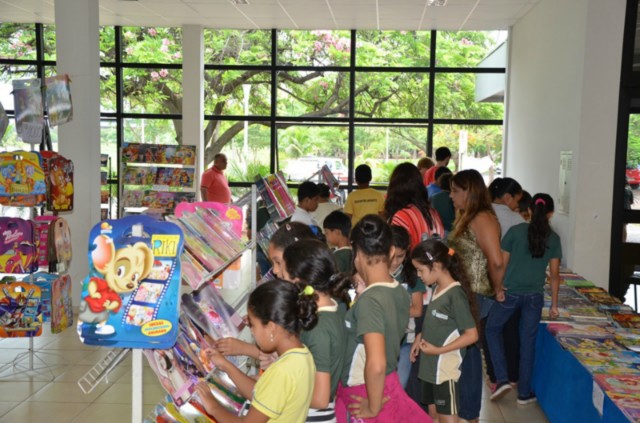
[78,235,154,336]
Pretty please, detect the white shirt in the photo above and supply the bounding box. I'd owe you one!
[492,203,525,239]
[290,206,319,227]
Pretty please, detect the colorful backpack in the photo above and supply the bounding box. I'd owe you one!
[0,151,46,207]
[0,217,39,274]
[47,217,72,274]
[0,281,42,338]
[40,151,74,212]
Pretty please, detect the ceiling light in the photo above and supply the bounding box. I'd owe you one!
[230,0,250,4]
[426,0,447,6]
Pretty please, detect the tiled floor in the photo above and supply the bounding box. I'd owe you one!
[0,325,550,423]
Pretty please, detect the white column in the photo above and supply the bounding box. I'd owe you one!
[54,0,101,306]
[182,25,204,197]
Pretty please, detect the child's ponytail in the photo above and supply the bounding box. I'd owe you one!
[528,193,554,258]
[248,279,318,335]
[283,239,352,308]
[296,283,320,331]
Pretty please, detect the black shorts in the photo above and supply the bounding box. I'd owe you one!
[422,379,460,416]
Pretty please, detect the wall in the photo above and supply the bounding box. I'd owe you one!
[506,0,626,286]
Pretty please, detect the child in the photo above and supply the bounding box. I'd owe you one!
[343,164,385,226]
[312,183,342,232]
[291,181,320,228]
[215,222,316,363]
[283,239,352,423]
[516,190,532,222]
[195,279,319,423]
[336,215,430,422]
[390,225,426,389]
[486,193,561,405]
[323,210,353,273]
[410,239,479,423]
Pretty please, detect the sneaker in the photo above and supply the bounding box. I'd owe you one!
[517,393,537,405]
[490,382,512,401]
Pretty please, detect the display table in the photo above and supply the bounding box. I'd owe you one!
[533,325,630,423]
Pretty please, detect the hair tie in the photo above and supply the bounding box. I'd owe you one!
[448,248,455,256]
[300,285,315,297]
[329,273,339,283]
[285,224,292,231]
[535,198,546,206]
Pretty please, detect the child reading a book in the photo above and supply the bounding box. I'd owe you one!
[291,181,321,228]
[410,239,479,423]
[323,210,353,273]
[283,239,352,423]
[195,279,318,423]
[335,215,430,422]
[214,222,316,365]
[485,193,561,405]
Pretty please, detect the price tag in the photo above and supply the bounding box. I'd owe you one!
[592,381,604,416]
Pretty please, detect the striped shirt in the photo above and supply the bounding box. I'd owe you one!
[391,205,444,249]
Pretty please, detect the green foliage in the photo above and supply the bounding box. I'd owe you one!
[628,114,640,167]
[0,24,508,182]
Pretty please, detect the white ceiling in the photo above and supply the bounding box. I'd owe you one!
[0,0,539,30]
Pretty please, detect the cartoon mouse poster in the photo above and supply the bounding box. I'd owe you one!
[78,215,184,349]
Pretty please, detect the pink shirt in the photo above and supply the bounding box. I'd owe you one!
[201,167,231,203]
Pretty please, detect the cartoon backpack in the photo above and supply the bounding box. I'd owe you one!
[0,217,39,274]
[77,215,184,349]
[34,215,57,268]
[0,151,46,207]
[0,281,42,338]
[40,151,74,212]
[47,217,72,274]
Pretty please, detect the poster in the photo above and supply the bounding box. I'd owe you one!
[12,78,44,144]
[558,150,572,215]
[0,101,8,142]
[45,75,73,127]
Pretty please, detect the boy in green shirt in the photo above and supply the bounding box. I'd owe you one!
[323,210,353,274]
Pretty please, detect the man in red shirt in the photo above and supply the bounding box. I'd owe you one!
[423,146,452,187]
[200,153,231,203]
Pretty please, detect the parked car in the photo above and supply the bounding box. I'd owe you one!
[627,166,640,189]
[283,156,348,182]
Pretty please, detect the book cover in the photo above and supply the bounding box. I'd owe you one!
[594,373,640,396]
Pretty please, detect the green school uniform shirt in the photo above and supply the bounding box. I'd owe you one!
[341,281,410,387]
[301,300,348,399]
[501,222,562,294]
[419,282,475,385]
[333,247,353,274]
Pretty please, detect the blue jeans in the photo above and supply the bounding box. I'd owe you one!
[458,344,482,420]
[397,342,412,389]
[485,292,543,397]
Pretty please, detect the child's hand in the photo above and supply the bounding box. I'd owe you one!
[215,338,245,356]
[410,338,421,363]
[348,394,390,419]
[419,339,440,355]
[194,380,219,415]
[203,348,231,372]
[258,351,278,370]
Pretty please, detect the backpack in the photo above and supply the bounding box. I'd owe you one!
[0,217,39,274]
[0,151,46,207]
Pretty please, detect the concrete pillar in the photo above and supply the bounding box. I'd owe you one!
[182,25,204,197]
[54,0,101,306]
